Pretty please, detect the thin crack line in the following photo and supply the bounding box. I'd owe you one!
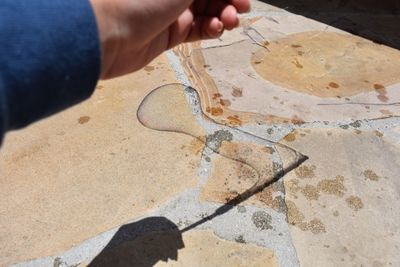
[317,102,400,106]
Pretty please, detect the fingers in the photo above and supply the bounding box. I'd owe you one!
[228,0,251,13]
[196,0,251,31]
[186,16,224,42]
[206,1,238,30]
[220,5,239,30]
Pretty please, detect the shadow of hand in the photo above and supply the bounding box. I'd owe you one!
[89,217,184,267]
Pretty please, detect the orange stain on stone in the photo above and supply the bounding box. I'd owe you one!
[227,115,242,126]
[78,116,90,124]
[329,82,340,89]
[206,107,224,116]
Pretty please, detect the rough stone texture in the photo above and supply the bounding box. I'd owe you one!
[3,1,400,266]
[0,55,200,266]
[175,15,400,124]
[199,142,285,212]
[282,128,400,267]
[87,230,278,267]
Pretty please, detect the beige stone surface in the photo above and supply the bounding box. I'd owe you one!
[199,141,286,212]
[88,230,278,267]
[281,128,400,266]
[0,55,201,266]
[175,15,400,124]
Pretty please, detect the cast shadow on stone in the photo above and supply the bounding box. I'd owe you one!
[88,217,184,267]
[261,0,400,50]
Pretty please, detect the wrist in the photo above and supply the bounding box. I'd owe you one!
[89,0,120,79]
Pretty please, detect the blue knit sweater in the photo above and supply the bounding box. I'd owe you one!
[0,0,101,144]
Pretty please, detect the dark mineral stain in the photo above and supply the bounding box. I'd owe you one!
[252,211,273,230]
[308,218,326,234]
[346,196,364,211]
[232,86,243,97]
[220,99,231,107]
[235,235,246,243]
[295,165,316,179]
[78,116,90,124]
[317,175,346,197]
[374,130,384,137]
[292,58,303,69]
[286,200,326,234]
[301,185,320,201]
[363,169,380,181]
[374,83,385,90]
[349,120,361,128]
[374,84,389,102]
[329,82,340,89]
[291,44,302,48]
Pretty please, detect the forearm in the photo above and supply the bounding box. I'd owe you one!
[0,0,101,143]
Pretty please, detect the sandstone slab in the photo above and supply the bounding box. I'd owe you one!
[0,55,200,266]
[281,128,400,266]
[174,14,400,125]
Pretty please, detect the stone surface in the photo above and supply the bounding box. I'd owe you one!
[0,55,200,266]
[282,128,400,267]
[88,230,278,267]
[199,142,286,212]
[2,1,400,266]
[175,15,400,124]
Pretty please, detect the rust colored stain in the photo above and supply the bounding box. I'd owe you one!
[212,93,223,99]
[227,115,242,126]
[329,82,340,89]
[374,84,389,102]
[291,116,305,125]
[292,58,303,69]
[219,99,231,107]
[206,107,224,116]
[78,116,91,124]
[283,133,296,142]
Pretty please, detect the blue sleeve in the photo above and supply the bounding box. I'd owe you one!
[0,0,101,144]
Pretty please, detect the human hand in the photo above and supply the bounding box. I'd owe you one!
[89,0,250,79]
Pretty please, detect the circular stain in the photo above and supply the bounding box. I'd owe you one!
[251,31,400,98]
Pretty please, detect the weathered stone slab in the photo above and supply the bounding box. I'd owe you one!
[175,14,400,125]
[281,128,400,266]
[0,55,200,266]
